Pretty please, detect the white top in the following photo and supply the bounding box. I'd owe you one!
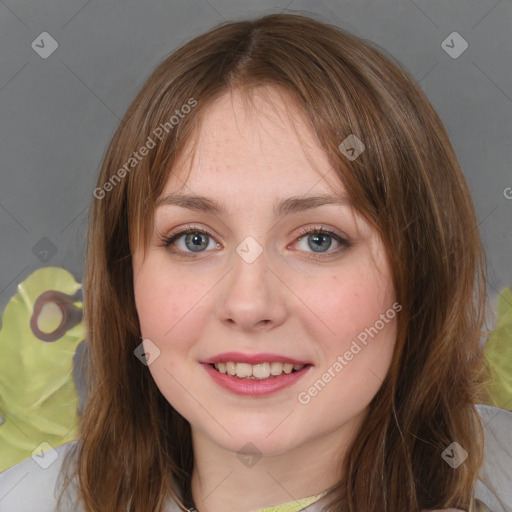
[0,404,511,512]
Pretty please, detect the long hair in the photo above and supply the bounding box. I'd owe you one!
[57,12,490,512]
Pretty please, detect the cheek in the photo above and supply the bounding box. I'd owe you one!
[301,262,395,340]
[133,262,205,409]
[134,277,171,337]
[295,255,398,401]
[297,272,397,415]
[134,261,182,340]
[133,259,214,356]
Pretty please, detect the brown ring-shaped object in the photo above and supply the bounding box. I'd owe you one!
[30,289,83,342]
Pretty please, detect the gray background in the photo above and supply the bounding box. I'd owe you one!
[1,0,511,325]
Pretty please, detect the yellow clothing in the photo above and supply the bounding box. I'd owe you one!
[252,489,328,512]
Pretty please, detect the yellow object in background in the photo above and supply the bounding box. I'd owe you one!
[483,287,512,411]
[0,267,85,472]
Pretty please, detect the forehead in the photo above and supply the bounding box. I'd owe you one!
[164,86,345,199]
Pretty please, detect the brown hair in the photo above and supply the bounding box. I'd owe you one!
[58,12,491,512]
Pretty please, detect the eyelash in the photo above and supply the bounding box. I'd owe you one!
[159,224,351,260]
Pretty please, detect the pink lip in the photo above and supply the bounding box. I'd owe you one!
[201,352,311,365]
[202,363,312,397]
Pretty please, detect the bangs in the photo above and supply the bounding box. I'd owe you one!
[124,79,381,260]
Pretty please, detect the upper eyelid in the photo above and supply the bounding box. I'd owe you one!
[163,224,346,240]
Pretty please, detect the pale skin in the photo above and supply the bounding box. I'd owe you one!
[132,86,399,512]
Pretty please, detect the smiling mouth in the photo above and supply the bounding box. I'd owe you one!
[209,362,310,380]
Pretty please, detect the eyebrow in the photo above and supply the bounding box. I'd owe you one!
[155,193,351,218]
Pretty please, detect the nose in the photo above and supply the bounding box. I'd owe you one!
[218,243,287,332]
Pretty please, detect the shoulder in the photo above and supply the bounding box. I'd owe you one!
[0,441,82,512]
[0,441,184,512]
[474,403,512,512]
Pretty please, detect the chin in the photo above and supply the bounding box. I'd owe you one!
[209,424,305,457]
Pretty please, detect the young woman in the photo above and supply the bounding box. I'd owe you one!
[1,12,511,512]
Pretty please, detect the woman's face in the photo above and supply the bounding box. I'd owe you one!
[132,86,398,458]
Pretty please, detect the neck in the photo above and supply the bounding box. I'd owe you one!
[189,418,360,512]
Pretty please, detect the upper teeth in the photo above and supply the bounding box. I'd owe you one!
[214,362,305,379]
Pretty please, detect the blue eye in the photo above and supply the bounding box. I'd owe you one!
[161,227,218,254]
[160,225,351,259]
[295,227,350,256]
[181,232,209,252]
[297,229,333,253]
